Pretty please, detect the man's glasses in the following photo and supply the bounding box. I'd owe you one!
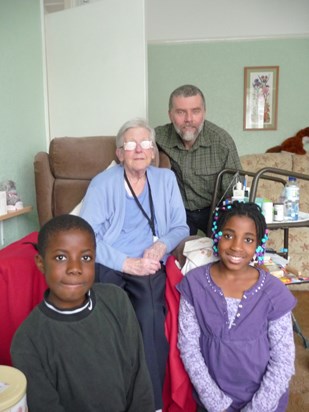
[122,140,153,151]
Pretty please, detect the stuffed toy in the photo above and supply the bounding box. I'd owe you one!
[266,127,309,154]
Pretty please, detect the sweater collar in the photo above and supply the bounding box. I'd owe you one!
[40,288,95,321]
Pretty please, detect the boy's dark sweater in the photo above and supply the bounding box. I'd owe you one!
[11,283,154,412]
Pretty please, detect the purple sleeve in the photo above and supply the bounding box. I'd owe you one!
[241,312,295,412]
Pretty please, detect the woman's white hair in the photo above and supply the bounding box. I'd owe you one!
[116,118,156,148]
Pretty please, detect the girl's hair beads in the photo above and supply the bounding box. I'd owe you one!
[211,201,269,265]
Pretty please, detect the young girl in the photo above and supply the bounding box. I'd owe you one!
[177,201,296,412]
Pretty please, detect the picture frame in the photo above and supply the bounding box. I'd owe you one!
[243,66,279,131]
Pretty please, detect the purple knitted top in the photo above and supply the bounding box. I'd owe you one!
[177,263,296,411]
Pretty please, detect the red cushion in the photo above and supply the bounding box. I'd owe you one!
[0,232,47,365]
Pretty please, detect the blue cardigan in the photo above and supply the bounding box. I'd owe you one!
[80,164,189,271]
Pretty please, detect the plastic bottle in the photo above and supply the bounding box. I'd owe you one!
[283,176,300,221]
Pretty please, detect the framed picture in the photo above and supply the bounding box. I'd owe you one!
[243,66,279,130]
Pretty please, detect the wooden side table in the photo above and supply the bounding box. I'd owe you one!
[0,206,32,246]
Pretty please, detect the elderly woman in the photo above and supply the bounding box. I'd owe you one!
[80,118,189,410]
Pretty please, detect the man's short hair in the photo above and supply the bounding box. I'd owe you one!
[37,214,96,257]
[168,84,206,111]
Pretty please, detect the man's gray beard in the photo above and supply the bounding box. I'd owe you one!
[175,123,203,142]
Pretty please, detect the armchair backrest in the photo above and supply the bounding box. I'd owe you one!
[34,136,118,227]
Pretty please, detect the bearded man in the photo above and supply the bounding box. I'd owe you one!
[155,84,242,235]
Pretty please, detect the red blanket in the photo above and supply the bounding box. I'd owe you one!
[0,232,47,365]
[163,256,197,412]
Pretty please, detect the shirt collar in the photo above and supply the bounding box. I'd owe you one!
[43,289,93,315]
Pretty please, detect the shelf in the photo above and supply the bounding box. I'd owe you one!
[0,206,32,245]
[268,221,309,229]
[0,206,32,221]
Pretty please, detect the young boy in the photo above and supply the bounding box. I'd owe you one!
[10,214,155,412]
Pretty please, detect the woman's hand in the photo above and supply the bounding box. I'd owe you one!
[143,241,167,262]
[122,257,161,276]
[122,241,167,276]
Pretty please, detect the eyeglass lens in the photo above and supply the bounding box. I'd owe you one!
[123,140,153,151]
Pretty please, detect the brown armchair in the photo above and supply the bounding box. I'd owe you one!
[34,136,119,227]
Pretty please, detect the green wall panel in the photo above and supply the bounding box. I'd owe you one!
[0,0,46,247]
[148,38,309,156]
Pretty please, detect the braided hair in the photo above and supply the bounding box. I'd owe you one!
[211,201,269,264]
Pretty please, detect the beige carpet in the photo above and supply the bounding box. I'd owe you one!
[287,290,309,411]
